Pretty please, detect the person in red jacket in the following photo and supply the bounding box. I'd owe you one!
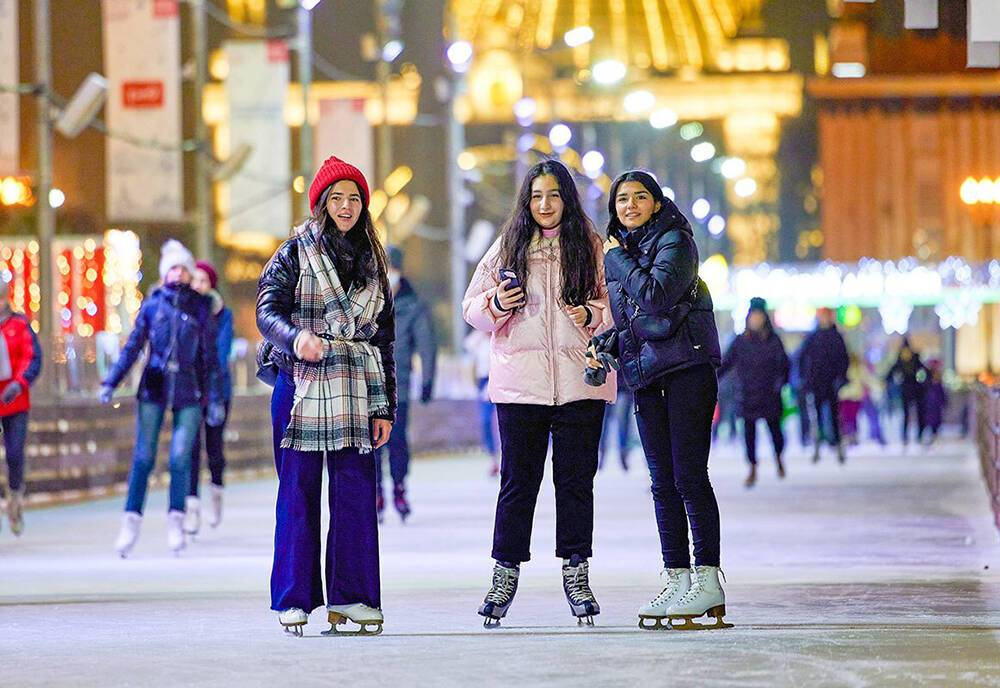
[0,281,39,536]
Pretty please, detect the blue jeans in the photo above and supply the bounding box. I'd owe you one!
[375,401,409,488]
[124,402,202,514]
[477,378,497,455]
[1,412,28,491]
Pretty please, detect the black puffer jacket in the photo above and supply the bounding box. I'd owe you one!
[600,204,721,391]
[256,235,397,421]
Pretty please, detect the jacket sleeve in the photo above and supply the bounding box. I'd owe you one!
[256,240,302,356]
[779,339,791,387]
[603,231,697,316]
[834,333,850,383]
[583,237,614,336]
[718,336,739,379]
[22,319,42,387]
[199,301,223,405]
[9,319,35,389]
[462,240,513,333]
[217,308,234,371]
[414,300,438,391]
[103,300,152,389]
[372,281,397,422]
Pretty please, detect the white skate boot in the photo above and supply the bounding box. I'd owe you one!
[664,565,733,630]
[208,485,224,528]
[278,608,308,637]
[7,488,25,537]
[114,512,143,558]
[183,496,201,537]
[324,603,384,636]
[166,510,186,555]
[637,568,691,630]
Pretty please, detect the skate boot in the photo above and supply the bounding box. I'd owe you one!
[776,455,786,479]
[638,568,692,630]
[562,555,600,626]
[375,488,385,524]
[478,561,520,628]
[278,608,308,637]
[208,485,224,528]
[114,512,142,558]
[836,443,846,464]
[812,444,821,463]
[744,464,757,488]
[664,565,733,630]
[166,510,186,555]
[183,496,201,537]
[7,488,24,537]
[324,603,384,636]
[393,483,411,523]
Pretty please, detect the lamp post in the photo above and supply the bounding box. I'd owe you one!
[959,176,998,374]
[34,0,55,357]
[297,1,320,216]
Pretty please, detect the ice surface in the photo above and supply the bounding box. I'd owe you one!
[2,439,998,687]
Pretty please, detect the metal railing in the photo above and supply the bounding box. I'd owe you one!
[974,382,1000,533]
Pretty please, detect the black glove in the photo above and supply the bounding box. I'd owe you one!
[1,382,22,404]
[584,333,621,387]
[420,383,434,404]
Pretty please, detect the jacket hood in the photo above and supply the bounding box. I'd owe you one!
[208,289,224,315]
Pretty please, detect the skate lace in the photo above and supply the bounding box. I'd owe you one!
[674,568,725,606]
[562,561,595,604]
[485,566,517,604]
[649,571,685,606]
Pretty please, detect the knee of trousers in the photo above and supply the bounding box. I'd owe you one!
[673,474,713,499]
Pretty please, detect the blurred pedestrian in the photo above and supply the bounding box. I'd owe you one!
[463,159,614,627]
[184,260,234,536]
[597,170,728,630]
[719,297,789,488]
[376,246,437,523]
[838,353,868,445]
[257,156,395,636]
[797,307,849,463]
[790,349,812,447]
[101,240,225,557]
[463,327,499,476]
[885,336,928,446]
[0,280,43,537]
[921,360,947,444]
[599,374,634,472]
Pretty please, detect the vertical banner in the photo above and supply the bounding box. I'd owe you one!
[224,40,291,240]
[315,99,375,186]
[0,0,18,174]
[102,0,183,222]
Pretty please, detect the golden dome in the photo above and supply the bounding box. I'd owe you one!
[450,0,764,73]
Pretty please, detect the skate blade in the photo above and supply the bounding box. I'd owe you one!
[666,606,733,631]
[638,616,672,631]
[576,616,596,627]
[323,612,383,636]
[281,624,305,637]
[482,617,502,629]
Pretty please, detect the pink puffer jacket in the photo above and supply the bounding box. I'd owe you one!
[463,234,617,406]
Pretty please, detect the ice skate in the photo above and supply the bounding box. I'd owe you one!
[744,464,757,488]
[811,444,821,463]
[375,488,385,524]
[166,510,186,555]
[664,565,733,630]
[638,568,692,630]
[393,483,411,523]
[562,555,600,626]
[183,496,200,537]
[836,443,846,464]
[278,608,308,637]
[776,455,786,479]
[208,485,223,528]
[478,561,520,628]
[114,512,142,558]
[7,488,24,537]
[324,603,384,636]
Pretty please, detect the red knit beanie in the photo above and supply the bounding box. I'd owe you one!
[309,156,370,213]
[195,260,218,289]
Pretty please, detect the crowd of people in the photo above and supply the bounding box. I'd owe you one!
[0,152,956,639]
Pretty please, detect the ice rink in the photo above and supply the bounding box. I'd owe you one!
[3,438,999,687]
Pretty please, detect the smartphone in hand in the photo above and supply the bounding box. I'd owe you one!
[498,267,520,289]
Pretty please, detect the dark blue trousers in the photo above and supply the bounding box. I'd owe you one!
[375,401,409,488]
[270,372,380,613]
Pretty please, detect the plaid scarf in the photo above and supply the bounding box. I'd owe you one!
[281,221,389,453]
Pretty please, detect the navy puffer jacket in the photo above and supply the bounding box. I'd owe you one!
[600,203,721,391]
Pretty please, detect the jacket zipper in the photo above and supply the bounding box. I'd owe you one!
[546,255,558,405]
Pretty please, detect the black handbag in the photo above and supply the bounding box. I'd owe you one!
[255,340,279,386]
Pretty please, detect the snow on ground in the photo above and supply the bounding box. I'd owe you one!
[2,438,998,687]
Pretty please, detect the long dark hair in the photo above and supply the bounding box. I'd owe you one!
[313,184,389,294]
[606,170,691,241]
[499,160,600,306]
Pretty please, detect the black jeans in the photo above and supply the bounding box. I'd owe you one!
[1,412,28,492]
[493,399,605,563]
[743,414,785,465]
[189,401,230,496]
[901,388,925,444]
[813,391,841,447]
[376,401,410,489]
[635,364,720,569]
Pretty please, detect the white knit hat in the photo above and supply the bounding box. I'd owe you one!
[158,239,196,281]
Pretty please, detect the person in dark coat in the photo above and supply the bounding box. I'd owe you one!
[920,359,946,444]
[377,245,437,522]
[101,240,225,557]
[797,307,849,463]
[885,336,929,446]
[719,297,789,488]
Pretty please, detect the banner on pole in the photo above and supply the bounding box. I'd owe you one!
[0,0,18,175]
[315,99,375,186]
[102,0,183,222]
[222,40,291,240]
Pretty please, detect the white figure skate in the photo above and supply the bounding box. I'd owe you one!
[324,603,384,636]
[114,512,143,558]
[166,510,186,555]
[183,496,201,537]
[279,608,308,637]
[637,568,691,630]
[664,565,733,630]
[208,485,224,528]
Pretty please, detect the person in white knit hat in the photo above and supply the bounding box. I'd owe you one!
[100,239,226,558]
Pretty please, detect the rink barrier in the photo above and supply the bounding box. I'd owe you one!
[2,396,485,507]
[973,383,1000,533]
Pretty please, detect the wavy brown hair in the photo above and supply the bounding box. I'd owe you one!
[499,160,600,306]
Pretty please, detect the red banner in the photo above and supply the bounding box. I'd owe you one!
[121,81,164,109]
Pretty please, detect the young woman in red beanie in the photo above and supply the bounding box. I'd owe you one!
[257,156,396,637]
[184,260,234,535]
